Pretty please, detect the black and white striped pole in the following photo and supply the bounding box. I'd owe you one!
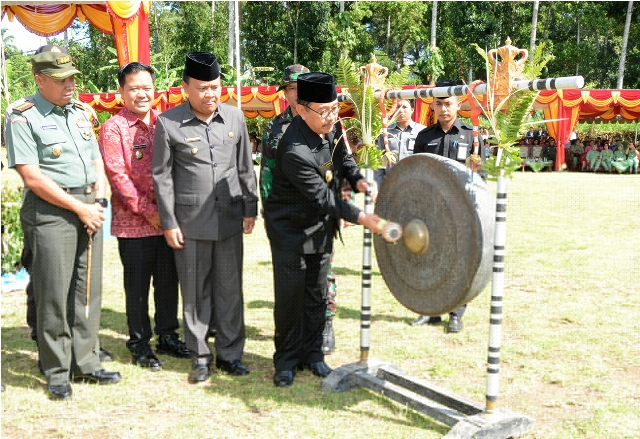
[359,168,375,364]
[485,173,508,414]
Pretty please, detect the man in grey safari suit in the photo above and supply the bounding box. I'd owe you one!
[153,52,258,383]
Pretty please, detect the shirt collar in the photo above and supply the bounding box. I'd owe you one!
[121,106,159,127]
[34,90,72,116]
[389,120,416,132]
[437,117,462,134]
[277,106,294,123]
[296,115,332,151]
[182,100,227,124]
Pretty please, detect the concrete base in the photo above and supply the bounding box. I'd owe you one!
[322,358,534,438]
[443,409,535,439]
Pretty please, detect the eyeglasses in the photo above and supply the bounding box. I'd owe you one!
[303,104,340,119]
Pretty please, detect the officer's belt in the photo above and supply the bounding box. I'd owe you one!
[60,185,94,195]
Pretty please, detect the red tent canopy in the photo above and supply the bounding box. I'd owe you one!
[80,85,640,169]
[1,1,150,65]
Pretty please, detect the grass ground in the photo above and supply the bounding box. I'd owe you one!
[2,163,639,439]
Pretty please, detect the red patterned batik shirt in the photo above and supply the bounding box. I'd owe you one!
[99,107,163,238]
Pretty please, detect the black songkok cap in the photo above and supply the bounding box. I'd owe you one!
[184,52,220,81]
[297,72,338,103]
[436,80,463,87]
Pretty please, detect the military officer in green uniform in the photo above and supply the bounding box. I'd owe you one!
[599,143,613,172]
[586,144,601,172]
[5,49,121,400]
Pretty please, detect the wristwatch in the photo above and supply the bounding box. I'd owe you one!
[95,198,108,208]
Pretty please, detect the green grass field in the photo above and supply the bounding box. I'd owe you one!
[2,167,639,439]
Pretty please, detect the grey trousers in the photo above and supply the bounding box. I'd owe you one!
[21,190,103,386]
[174,234,245,362]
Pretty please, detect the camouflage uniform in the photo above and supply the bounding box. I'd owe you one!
[260,106,294,202]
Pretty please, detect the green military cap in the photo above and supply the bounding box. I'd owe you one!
[278,64,310,91]
[31,50,81,80]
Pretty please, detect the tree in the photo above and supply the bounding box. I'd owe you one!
[529,0,539,65]
[617,1,634,88]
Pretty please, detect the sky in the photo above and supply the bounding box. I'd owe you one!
[1,17,86,54]
[1,18,49,53]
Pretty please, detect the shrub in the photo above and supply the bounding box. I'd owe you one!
[1,183,24,273]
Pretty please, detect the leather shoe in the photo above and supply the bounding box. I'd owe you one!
[132,346,162,371]
[99,347,113,362]
[188,363,210,384]
[410,315,442,326]
[301,361,332,378]
[73,369,121,385]
[448,315,463,333]
[47,383,72,400]
[157,335,190,358]
[215,359,250,376]
[273,370,295,387]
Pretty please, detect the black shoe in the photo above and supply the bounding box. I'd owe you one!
[215,359,250,376]
[273,370,295,387]
[73,369,122,385]
[301,361,332,378]
[322,317,335,355]
[188,363,211,384]
[99,347,113,362]
[157,335,190,358]
[448,315,463,333]
[410,315,442,326]
[47,383,72,400]
[132,346,162,371]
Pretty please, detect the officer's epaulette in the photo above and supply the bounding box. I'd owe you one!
[12,101,35,113]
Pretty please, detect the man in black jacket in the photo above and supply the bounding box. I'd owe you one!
[263,72,382,387]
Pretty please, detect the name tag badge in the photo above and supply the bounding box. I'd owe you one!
[185,137,201,143]
[457,145,468,160]
[41,125,57,130]
[428,142,439,147]
[408,140,415,151]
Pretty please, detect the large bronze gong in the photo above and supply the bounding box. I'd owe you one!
[373,154,495,316]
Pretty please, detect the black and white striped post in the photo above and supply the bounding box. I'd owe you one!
[359,168,375,364]
[485,173,508,414]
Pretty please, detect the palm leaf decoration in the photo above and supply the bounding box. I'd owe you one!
[335,55,410,170]
[469,44,552,180]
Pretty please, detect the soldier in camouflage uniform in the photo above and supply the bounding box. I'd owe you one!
[260,65,338,355]
[260,64,310,202]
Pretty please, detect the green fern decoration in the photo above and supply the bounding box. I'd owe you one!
[469,44,552,179]
[336,55,411,170]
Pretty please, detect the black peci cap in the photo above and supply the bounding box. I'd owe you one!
[297,72,338,103]
[183,52,220,81]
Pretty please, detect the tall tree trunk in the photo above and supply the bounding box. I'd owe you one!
[294,3,300,64]
[211,1,215,49]
[386,15,391,62]
[617,0,634,89]
[340,0,344,13]
[575,15,580,76]
[228,1,234,65]
[430,0,438,85]
[529,0,539,64]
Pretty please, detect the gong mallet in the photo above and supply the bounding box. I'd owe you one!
[85,232,93,319]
